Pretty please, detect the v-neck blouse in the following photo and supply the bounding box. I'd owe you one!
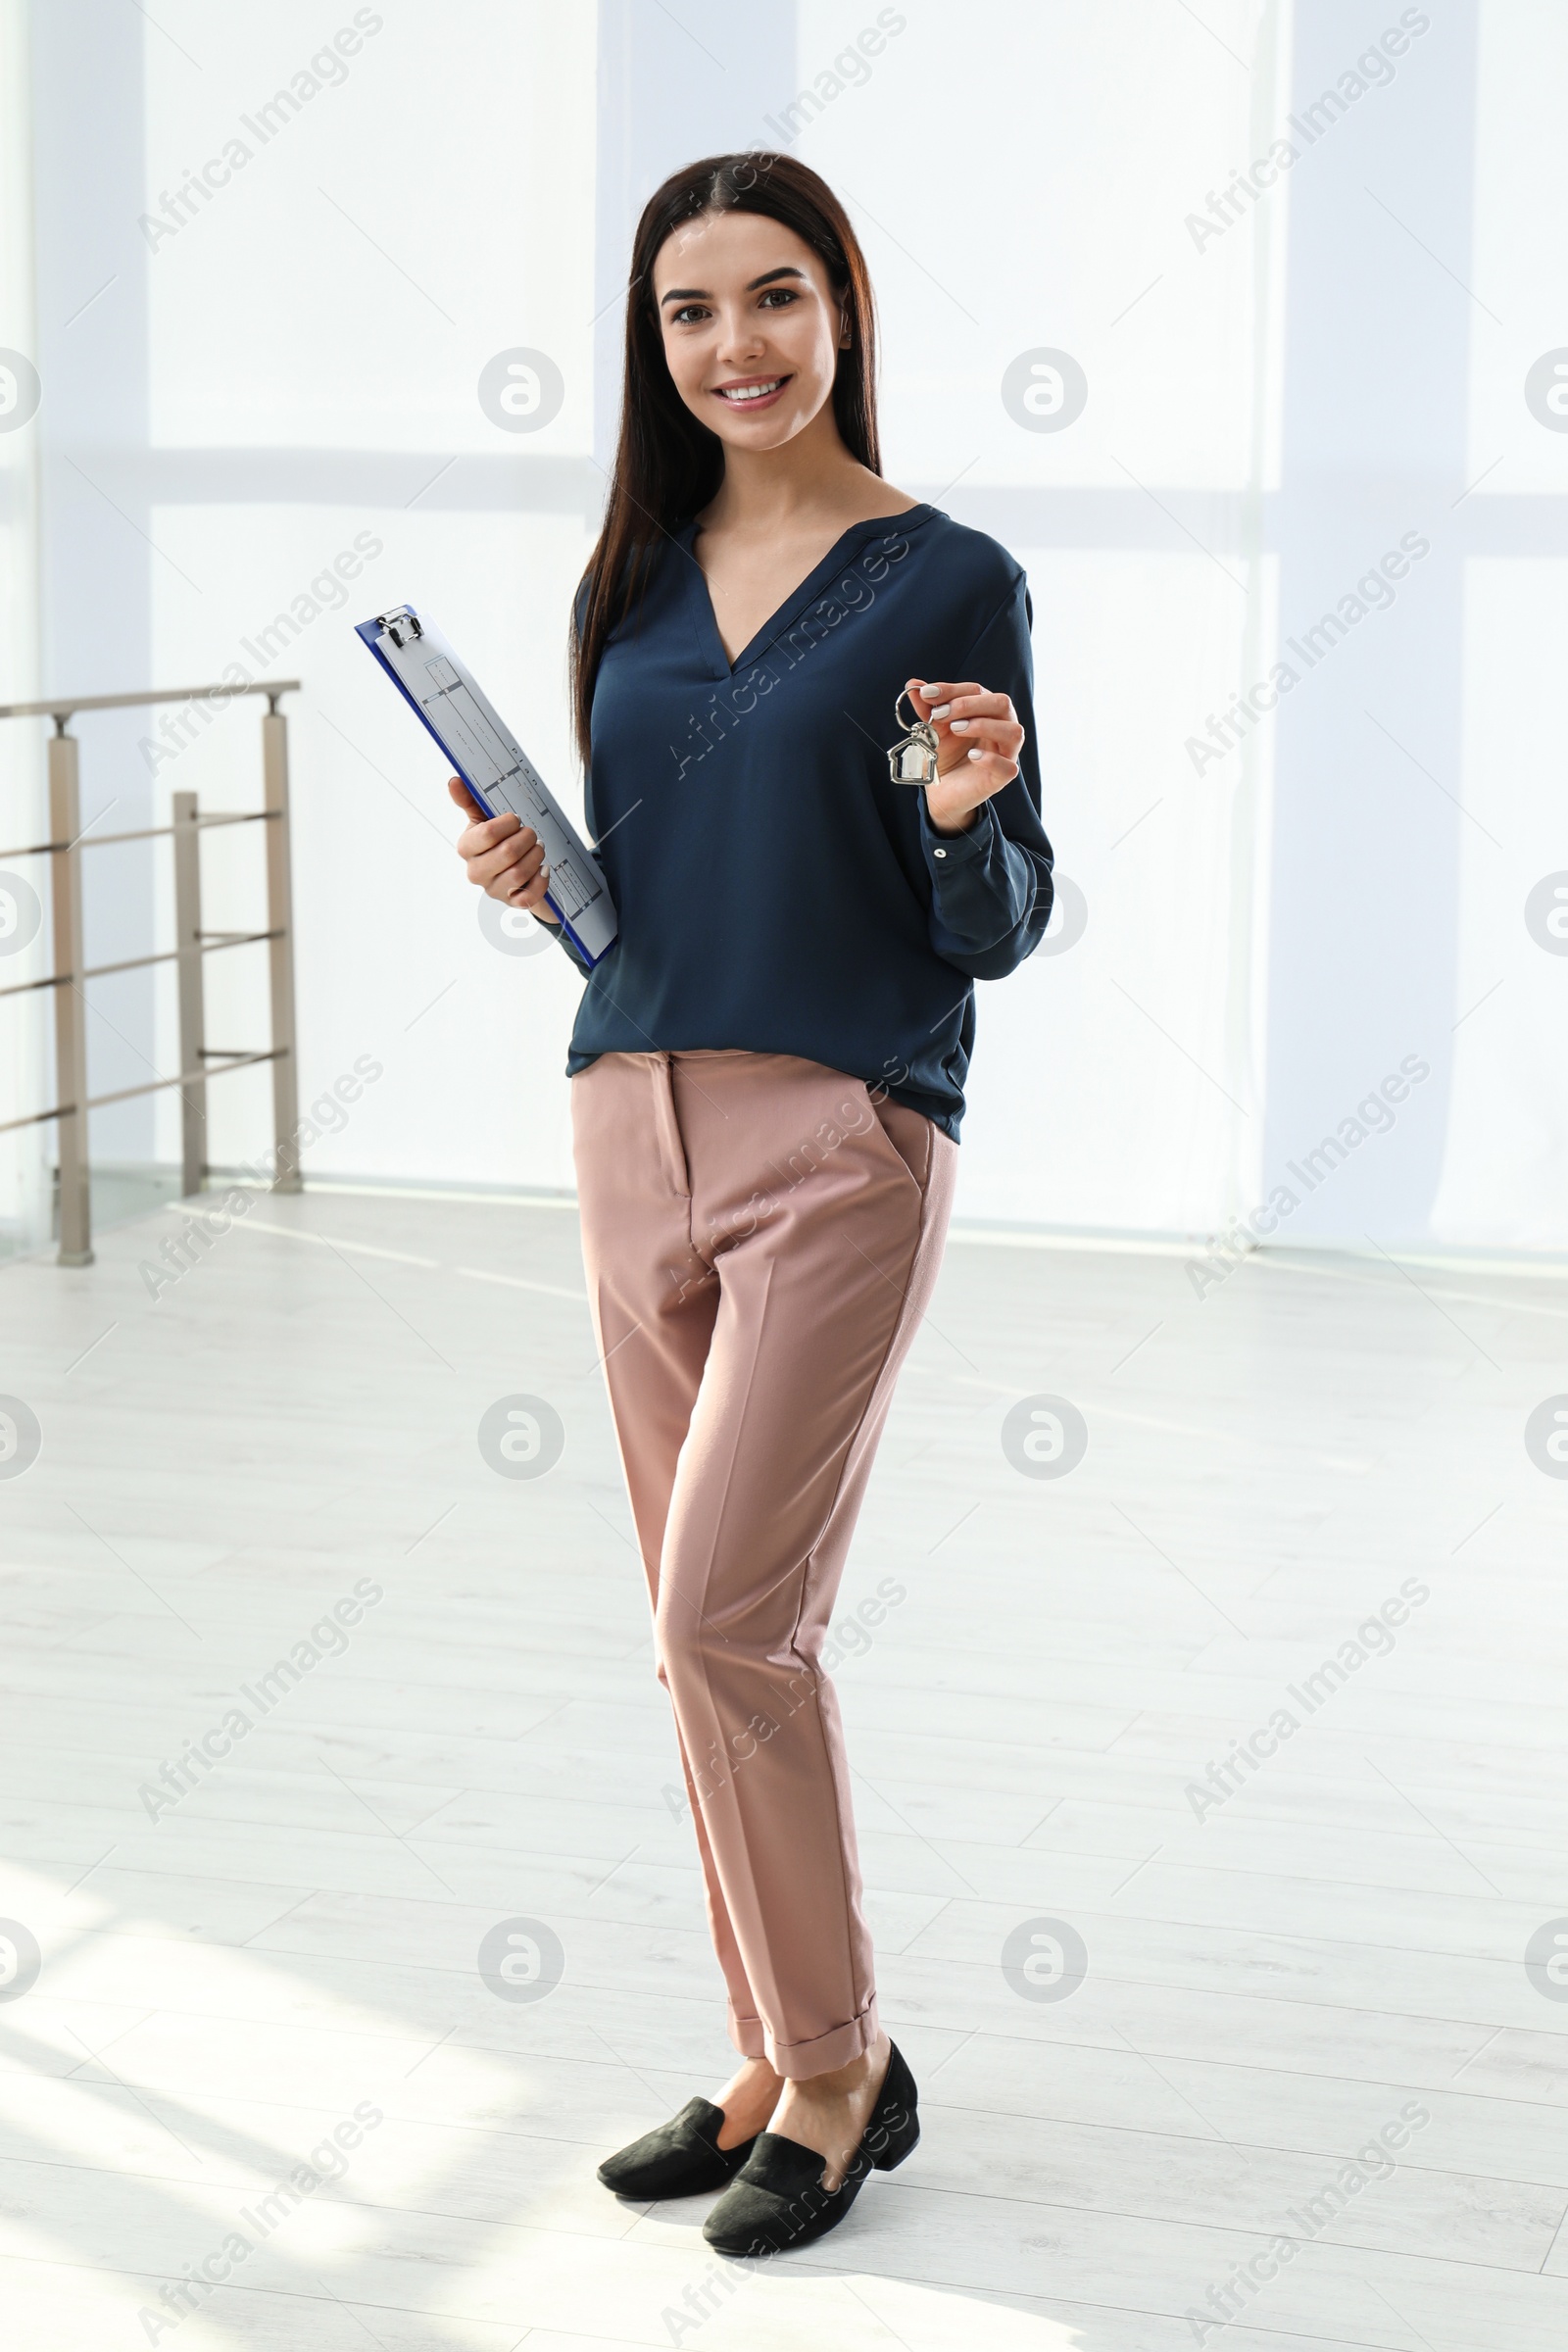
[557,503,1054,1142]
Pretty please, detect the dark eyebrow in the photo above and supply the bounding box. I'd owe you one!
[660,266,806,307]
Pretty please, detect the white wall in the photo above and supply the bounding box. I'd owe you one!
[0,0,48,1254]
[1430,0,1568,1247]
[15,0,1568,1255]
[1249,0,1568,1254]
[791,0,1291,1231]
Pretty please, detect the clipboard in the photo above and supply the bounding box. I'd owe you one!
[355,604,617,965]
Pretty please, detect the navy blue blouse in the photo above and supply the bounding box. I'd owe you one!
[556,502,1054,1140]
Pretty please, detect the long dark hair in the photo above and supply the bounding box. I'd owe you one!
[569,151,882,771]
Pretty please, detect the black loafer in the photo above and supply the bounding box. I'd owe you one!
[703,2041,919,2256]
[597,2097,756,2199]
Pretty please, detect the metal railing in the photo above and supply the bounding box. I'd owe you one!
[0,680,301,1265]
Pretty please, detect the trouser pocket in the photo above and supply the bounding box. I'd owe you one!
[863,1085,934,1196]
[645,1054,690,1197]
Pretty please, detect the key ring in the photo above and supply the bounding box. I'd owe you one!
[886,688,940,788]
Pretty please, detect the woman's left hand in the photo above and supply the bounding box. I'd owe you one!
[906,676,1025,836]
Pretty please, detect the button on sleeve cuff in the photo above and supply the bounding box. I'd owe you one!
[918,791,997,875]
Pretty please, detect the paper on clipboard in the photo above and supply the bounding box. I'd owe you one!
[355,603,616,965]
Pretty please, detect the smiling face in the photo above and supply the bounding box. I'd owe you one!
[652,207,851,452]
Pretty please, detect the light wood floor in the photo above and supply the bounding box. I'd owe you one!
[2,1185,1565,2350]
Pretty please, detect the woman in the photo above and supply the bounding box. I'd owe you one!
[451,151,1053,2256]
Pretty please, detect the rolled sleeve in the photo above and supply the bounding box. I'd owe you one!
[545,915,594,975]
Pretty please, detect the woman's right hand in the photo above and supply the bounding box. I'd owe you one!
[447,776,559,922]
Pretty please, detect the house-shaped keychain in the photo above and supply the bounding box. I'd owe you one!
[886,689,940,787]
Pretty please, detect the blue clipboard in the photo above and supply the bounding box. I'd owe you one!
[355,603,616,966]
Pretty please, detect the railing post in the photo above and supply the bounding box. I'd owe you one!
[172,788,207,1200]
[48,723,93,1265]
[262,694,300,1192]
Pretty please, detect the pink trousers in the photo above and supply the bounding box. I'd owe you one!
[570,1051,957,2079]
